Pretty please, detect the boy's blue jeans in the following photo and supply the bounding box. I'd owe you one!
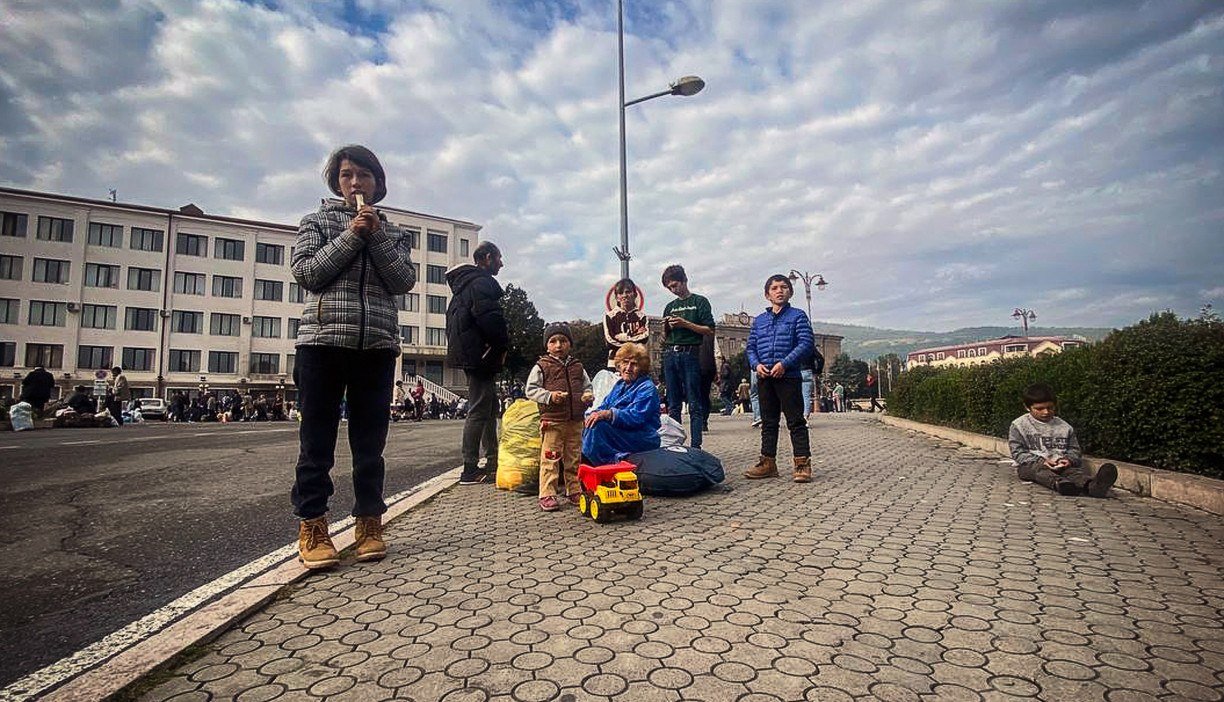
[750,372,760,422]
[663,346,704,449]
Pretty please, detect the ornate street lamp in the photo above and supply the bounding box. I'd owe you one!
[1012,308,1037,337]
[787,270,828,321]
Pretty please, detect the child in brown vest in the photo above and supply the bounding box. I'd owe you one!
[525,322,594,511]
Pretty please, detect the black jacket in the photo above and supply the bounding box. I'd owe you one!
[445,265,509,375]
[20,367,55,404]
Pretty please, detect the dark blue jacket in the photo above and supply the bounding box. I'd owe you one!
[746,304,814,379]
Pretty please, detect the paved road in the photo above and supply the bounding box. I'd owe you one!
[135,414,1224,702]
[0,419,463,688]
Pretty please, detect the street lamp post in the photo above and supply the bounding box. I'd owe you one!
[787,270,828,321]
[616,0,704,279]
[1012,308,1037,337]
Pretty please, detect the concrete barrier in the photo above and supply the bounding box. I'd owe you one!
[879,415,1223,516]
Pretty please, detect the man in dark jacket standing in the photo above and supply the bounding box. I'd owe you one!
[446,242,509,484]
[20,365,56,414]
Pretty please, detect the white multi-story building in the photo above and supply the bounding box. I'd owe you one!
[0,186,480,402]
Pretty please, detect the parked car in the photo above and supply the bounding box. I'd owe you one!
[134,397,167,421]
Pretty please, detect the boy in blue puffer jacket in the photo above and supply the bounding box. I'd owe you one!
[744,274,816,482]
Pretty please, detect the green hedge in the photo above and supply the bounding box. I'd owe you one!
[889,312,1224,479]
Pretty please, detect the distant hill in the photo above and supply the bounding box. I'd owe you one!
[812,322,1115,360]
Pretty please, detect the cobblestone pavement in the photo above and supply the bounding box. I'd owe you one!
[137,414,1224,701]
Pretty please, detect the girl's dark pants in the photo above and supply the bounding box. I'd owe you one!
[291,346,396,520]
[759,376,810,458]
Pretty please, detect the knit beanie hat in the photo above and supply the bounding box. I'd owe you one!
[543,322,573,345]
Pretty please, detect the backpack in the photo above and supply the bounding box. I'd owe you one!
[625,446,725,496]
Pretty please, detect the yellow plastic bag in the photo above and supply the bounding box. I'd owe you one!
[496,399,542,490]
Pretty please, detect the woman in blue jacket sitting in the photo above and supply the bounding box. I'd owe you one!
[744,274,815,482]
[582,343,661,465]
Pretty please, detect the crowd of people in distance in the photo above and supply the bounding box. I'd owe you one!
[392,379,468,422]
[164,390,293,423]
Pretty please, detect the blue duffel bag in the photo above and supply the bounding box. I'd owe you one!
[625,445,725,496]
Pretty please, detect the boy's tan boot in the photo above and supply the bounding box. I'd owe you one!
[793,456,813,483]
[744,455,778,479]
[298,516,339,569]
[354,516,387,562]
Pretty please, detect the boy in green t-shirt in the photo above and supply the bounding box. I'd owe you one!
[660,264,716,449]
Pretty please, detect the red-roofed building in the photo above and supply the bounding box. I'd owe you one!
[906,335,1088,369]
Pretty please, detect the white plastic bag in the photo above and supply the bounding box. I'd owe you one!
[591,369,618,408]
[659,414,687,448]
[10,402,34,432]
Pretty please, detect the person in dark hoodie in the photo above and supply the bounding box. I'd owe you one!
[446,241,510,484]
[20,365,55,414]
[290,144,417,570]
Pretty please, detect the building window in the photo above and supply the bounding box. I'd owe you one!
[1004,344,1028,353]
[460,239,469,257]
[212,275,243,298]
[28,300,67,327]
[25,343,64,369]
[0,298,17,325]
[0,254,22,280]
[210,313,241,336]
[0,342,14,367]
[1,212,28,238]
[176,233,207,257]
[403,228,420,249]
[127,266,161,292]
[81,304,117,329]
[255,242,284,265]
[427,231,448,253]
[286,353,295,376]
[208,351,238,374]
[411,262,420,281]
[168,349,201,373]
[87,222,123,247]
[400,325,417,344]
[172,310,204,334]
[288,318,300,338]
[397,293,419,312]
[936,352,945,360]
[426,327,446,346]
[85,263,120,288]
[427,294,447,314]
[33,258,71,284]
[978,347,987,355]
[253,279,283,301]
[131,227,164,252]
[288,282,305,304]
[426,264,446,285]
[122,347,155,371]
[251,316,281,338]
[250,353,279,374]
[77,345,114,370]
[124,307,158,331]
[36,216,74,242]
[1062,341,1081,349]
[214,237,245,261]
[173,272,206,295]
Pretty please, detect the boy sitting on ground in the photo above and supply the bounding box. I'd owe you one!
[525,323,594,511]
[1009,383,1117,497]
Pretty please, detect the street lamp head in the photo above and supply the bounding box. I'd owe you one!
[815,275,827,290]
[670,75,705,97]
[788,271,800,282]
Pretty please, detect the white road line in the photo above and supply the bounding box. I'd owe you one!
[59,440,102,446]
[0,446,18,450]
[0,474,450,702]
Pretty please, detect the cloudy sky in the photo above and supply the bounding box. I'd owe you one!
[2,0,1221,331]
